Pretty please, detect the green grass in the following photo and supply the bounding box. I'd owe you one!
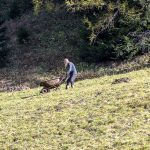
[0,68,150,150]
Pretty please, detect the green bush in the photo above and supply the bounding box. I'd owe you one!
[113,36,139,59]
[17,27,30,44]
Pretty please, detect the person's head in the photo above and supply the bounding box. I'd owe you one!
[64,58,69,67]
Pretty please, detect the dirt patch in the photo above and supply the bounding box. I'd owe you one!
[0,78,31,92]
[112,77,131,84]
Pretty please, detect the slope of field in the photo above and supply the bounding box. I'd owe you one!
[0,68,150,150]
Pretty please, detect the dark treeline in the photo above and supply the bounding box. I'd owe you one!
[0,0,149,68]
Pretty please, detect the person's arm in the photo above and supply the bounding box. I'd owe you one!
[65,63,71,81]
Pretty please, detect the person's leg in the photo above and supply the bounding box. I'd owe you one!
[66,76,71,89]
[71,74,77,88]
[71,82,74,88]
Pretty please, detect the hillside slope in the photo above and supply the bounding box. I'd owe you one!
[0,68,150,149]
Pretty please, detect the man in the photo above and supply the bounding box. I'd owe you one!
[64,58,77,89]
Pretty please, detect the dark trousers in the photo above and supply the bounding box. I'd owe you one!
[66,72,77,88]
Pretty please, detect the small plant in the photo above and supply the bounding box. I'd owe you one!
[16,27,30,44]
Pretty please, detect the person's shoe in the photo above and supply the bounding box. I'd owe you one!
[66,86,69,90]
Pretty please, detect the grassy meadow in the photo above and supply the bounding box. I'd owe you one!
[0,68,150,150]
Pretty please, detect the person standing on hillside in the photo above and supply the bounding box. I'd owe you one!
[64,58,77,89]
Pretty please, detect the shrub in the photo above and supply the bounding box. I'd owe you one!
[16,27,30,44]
[113,36,139,59]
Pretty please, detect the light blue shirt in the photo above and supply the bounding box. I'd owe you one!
[67,62,77,75]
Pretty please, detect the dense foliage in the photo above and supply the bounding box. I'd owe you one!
[0,0,149,66]
[9,0,33,19]
[33,0,150,62]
